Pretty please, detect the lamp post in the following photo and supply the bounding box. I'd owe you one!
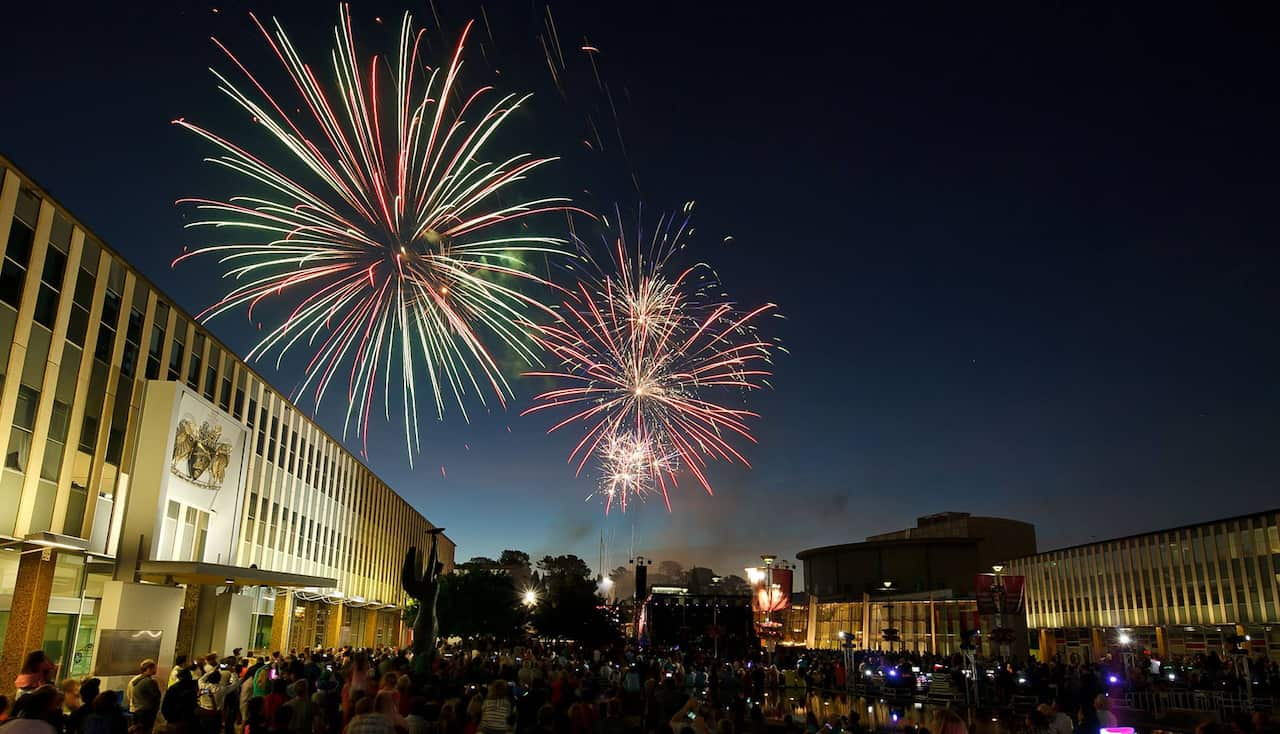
[991,564,1008,659]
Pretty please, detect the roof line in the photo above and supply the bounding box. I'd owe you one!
[1007,507,1280,560]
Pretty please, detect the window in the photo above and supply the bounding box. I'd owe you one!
[95,278,121,363]
[0,188,39,308]
[204,347,219,402]
[120,307,143,378]
[33,244,67,329]
[146,302,167,379]
[187,333,205,390]
[79,361,109,453]
[66,267,95,347]
[168,317,187,381]
[159,501,180,560]
[5,385,40,471]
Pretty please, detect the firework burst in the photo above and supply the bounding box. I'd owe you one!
[174,6,576,459]
[594,430,678,514]
[523,209,777,512]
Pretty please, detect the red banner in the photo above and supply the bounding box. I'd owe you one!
[752,567,793,612]
[975,574,1025,615]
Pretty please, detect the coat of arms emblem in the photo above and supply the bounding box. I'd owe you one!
[171,417,233,488]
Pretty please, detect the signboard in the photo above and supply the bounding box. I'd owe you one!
[93,630,163,676]
[152,389,249,564]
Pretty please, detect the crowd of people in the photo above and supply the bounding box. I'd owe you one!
[3,642,1280,734]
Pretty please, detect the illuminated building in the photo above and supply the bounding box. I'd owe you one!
[797,512,1036,653]
[0,156,453,687]
[1003,508,1280,662]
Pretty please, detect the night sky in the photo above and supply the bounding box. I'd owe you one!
[2,2,1277,579]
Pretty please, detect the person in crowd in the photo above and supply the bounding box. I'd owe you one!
[478,682,511,734]
[373,692,407,734]
[344,697,392,734]
[59,679,81,714]
[1095,694,1118,729]
[3,684,62,734]
[13,653,56,698]
[404,699,431,734]
[171,659,191,688]
[66,678,102,734]
[128,661,162,718]
[263,681,289,727]
[283,679,316,734]
[83,691,129,734]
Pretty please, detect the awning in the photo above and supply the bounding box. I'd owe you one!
[137,560,336,589]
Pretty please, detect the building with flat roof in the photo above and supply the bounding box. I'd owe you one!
[797,512,1036,653]
[0,155,453,687]
[1003,508,1280,663]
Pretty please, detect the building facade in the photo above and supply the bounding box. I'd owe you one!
[0,156,454,687]
[1003,509,1280,663]
[798,512,1037,654]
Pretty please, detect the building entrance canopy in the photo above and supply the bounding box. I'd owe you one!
[137,560,336,589]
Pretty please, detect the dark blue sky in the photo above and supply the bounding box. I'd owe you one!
[2,2,1277,578]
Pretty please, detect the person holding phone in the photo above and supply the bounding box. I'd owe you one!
[670,696,712,734]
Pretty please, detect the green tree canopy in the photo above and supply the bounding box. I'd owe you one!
[435,565,527,642]
[531,555,617,645]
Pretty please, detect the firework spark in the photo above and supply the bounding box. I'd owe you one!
[174,6,577,460]
[523,210,777,512]
[593,430,677,514]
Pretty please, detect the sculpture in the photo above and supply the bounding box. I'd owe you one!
[402,528,446,673]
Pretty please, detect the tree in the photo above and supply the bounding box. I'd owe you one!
[608,565,634,600]
[500,550,533,589]
[531,555,618,645]
[717,574,751,596]
[655,560,686,586]
[499,550,531,568]
[457,556,498,573]
[435,566,527,642]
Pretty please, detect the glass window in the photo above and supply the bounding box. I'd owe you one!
[78,361,108,454]
[104,377,131,466]
[168,317,187,381]
[204,347,219,401]
[94,286,120,363]
[120,307,143,378]
[187,333,205,389]
[66,266,95,347]
[33,246,67,329]
[159,500,179,560]
[0,189,39,309]
[146,302,167,380]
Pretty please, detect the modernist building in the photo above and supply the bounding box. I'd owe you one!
[1003,508,1280,663]
[0,155,453,688]
[798,512,1037,653]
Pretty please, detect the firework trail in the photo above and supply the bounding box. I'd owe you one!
[174,6,579,461]
[523,209,777,512]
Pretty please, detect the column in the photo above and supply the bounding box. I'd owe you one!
[174,585,202,663]
[268,590,292,654]
[1156,626,1168,658]
[0,549,57,688]
[1038,629,1055,662]
[1090,628,1106,661]
[363,608,378,649]
[324,603,344,649]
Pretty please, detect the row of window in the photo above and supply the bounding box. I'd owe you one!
[1010,517,1280,627]
[0,165,446,604]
